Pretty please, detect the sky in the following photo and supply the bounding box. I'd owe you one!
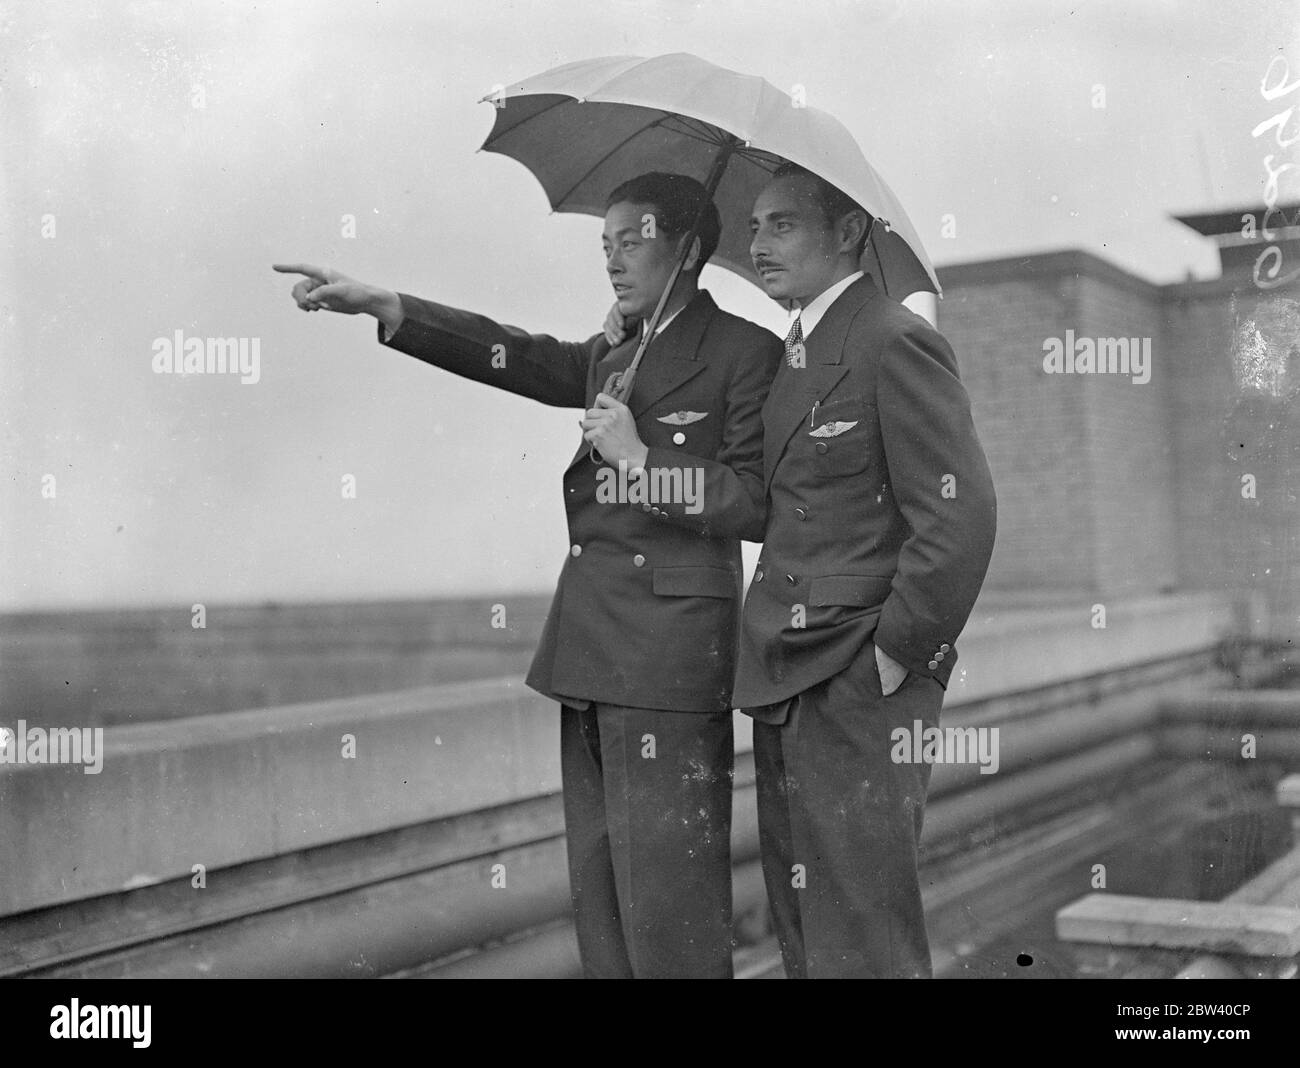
[3,0,1298,610]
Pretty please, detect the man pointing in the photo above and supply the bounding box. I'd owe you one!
[276,172,782,978]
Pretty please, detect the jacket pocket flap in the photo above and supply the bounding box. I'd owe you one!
[808,574,893,608]
[652,565,739,599]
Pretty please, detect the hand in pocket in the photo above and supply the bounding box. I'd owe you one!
[875,644,908,696]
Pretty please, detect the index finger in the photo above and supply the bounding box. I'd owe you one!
[272,263,327,282]
[593,392,624,409]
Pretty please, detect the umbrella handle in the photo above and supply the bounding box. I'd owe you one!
[868,216,888,293]
[587,369,632,463]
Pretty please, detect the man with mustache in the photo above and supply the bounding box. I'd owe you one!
[738,163,997,978]
[275,171,782,978]
[607,165,999,975]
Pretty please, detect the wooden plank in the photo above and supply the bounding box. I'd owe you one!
[1175,820,1300,978]
[1055,893,1300,957]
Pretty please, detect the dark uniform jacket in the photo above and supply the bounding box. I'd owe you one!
[380,288,783,713]
[733,275,997,709]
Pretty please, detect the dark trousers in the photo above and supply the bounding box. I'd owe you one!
[752,643,941,978]
[560,703,734,978]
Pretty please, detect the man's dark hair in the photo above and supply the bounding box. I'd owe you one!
[605,172,722,272]
[771,162,872,258]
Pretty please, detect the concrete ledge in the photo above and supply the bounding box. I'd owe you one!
[0,679,561,917]
[924,735,1156,843]
[928,673,1197,797]
[38,838,574,978]
[1056,893,1300,957]
[945,591,1237,705]
[937,247,1161,300]
[1279,774,1300,837]
[1159,691,1300,724]
[0,591,1239,919]
[0,750,759,976]
[1225,848,1300,910]
[1158,727,1300,762]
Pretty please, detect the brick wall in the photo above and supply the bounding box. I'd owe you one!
[1160,283,1242,593]
[1075,272,1177,595]
[936,262,1094,593]
[936,248,1299,618]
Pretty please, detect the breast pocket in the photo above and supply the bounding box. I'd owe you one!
[807,397,873,478]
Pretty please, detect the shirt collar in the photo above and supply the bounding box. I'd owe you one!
[792,271,865,339]
[640,304,685,338]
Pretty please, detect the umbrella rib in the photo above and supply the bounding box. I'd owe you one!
[483,92,581,143]
[734,146,783,171]
[661,111,783,168]
[745,77,767,150]
[661,114,724,142]
[548,114,678,206]
[498,103,748,210]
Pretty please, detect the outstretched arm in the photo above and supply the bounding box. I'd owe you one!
[272,262,406,334]
[273,263,591,408]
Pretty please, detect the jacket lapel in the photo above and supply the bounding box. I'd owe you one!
[762,276,876,490]
[621,290,713,417]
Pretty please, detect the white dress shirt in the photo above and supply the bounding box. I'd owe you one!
[640,304,683,338]
[790,270,864,339]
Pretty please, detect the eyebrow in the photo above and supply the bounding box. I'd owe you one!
[749,209,800,226]
[602,227,643,240]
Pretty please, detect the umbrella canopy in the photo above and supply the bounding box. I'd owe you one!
[478,52,939,298]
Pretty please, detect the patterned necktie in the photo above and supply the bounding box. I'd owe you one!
[784,316,805,368]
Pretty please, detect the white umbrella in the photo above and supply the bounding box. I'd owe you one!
[479,52,939,300]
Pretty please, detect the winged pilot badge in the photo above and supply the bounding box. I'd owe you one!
[657,411,709,425]
[808,420,859,438]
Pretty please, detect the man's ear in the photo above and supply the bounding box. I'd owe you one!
[838,210,869,256]
[680,234,702,273]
